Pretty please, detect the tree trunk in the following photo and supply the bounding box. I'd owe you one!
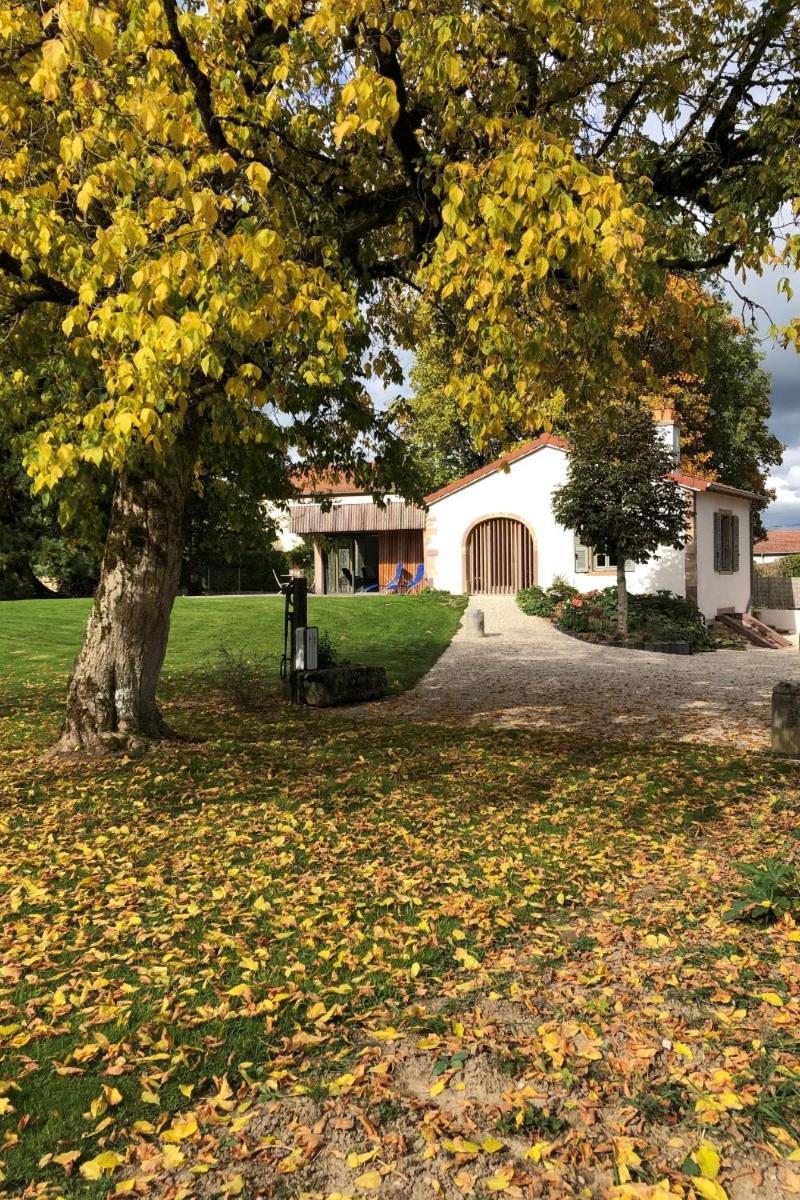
[53,456,195,755]
[616,557,628,636]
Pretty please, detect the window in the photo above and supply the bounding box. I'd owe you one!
[575,540,631,573]
[714,512,740,573]
[592,549,617,570]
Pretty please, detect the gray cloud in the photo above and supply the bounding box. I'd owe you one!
[722,269,800,528]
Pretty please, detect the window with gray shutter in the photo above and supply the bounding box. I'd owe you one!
[714,511,738,573]
[732,515,740,572]
[714,512,722,571]
[575,540,590,572]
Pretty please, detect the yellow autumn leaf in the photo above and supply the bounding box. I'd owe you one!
[525,1141,552,1162]
[442,1137,480,1155]
[481,1137,504,1153]
[694,1179,728,1200]
[759,991,784,1007]
[161,1114,198,1143]
[79,1151,124,1180]
[695,1142,721,1180]
[486,1167,514,1191]
[355,1167,381,1190]
[430,1078,446,1097]
[245,163,272,194]
[89,25,114,61]
[347,1150,378,1168]
[161,1144,184,1169]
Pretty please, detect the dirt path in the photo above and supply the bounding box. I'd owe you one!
[365,596,800,749]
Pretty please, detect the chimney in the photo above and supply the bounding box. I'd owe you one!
[653,406,680,465]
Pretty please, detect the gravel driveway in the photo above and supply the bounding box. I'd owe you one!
[377,595,800,749]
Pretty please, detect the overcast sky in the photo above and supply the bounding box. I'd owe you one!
[723,270,800,529]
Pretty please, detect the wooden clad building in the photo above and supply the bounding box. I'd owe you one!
[288,486,426,594]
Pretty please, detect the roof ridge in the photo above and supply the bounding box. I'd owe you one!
[424,434,570,504]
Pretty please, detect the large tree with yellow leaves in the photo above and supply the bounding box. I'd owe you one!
[2,0,799,751]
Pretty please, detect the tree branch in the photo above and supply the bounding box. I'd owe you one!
[658,245,735,272]
[596,82,646,159]
[161,0,234,156]
[0,250,76,306]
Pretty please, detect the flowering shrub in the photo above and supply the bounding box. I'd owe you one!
[516,576,579,618]
[555,587,710,648]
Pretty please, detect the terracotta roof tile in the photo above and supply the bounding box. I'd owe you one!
[753,530,800,555]
[291,469,366,497]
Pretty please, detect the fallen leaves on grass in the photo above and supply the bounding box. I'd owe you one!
[0,712,799,1199]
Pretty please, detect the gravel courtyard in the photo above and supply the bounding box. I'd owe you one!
[376,595,800,749]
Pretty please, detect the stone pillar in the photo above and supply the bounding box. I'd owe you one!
[771,681,800,756]
[464,608,485,638]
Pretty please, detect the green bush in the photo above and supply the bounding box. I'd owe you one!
[547,575,580,606]
[781,553,800,578]
[517,579,710,648]
[556,598,592,632]
[554,588,710,648]
[317,629,338,668]
[516,576,579,617]
[723,859,800,925]
[516,585,556,617]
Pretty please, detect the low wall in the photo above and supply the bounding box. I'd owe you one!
[753,607,800,635]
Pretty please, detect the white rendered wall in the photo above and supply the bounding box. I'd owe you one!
[756,608,800,634]
[426,446,572,593]
[694,491,753,618]
[425,445,688,597]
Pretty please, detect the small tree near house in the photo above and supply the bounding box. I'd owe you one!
[552,405,688,635]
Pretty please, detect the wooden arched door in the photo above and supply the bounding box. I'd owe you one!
[465,517,536,594]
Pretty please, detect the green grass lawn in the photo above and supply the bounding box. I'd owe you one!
[0,593,466,745]
[1,596,799,1199]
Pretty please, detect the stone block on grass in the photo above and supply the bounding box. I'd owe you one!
[301,665,388,707]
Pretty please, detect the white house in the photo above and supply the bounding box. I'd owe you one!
[289,413,756,621]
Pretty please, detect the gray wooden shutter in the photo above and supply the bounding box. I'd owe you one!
[732,515,740,573]
[624,559,635,573]
[713,512,722,572]
[575,540,590,572]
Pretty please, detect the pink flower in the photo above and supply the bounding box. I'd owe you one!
[572,597,584,608]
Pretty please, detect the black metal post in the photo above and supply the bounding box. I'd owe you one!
[290,576,307,703]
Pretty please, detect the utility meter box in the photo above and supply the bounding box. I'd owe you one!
[294,625,318,672]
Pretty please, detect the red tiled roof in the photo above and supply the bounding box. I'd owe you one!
[671,472,760,502]
[424,434,571,504]
[753,530,800,556]
[291,469,366,497]
[424,434,759,506]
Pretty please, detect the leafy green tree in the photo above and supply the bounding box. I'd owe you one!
[181,442,293,594]
[552,405,688,635]
[696,309,782,534]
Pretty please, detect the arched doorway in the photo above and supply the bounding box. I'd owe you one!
[464,516,536,594]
